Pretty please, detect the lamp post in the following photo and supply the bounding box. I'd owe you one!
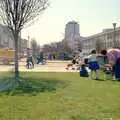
[113,23,117,48]
[27,35,30,58]
[28,35,30,48]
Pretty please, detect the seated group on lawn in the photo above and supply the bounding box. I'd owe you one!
[80,48,120,81]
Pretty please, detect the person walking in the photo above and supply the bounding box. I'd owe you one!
[26,55,34,69]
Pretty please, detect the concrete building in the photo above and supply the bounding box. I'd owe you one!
[64,21,120,54]
[65,21,80,41]
[65,21,85,50]
[0,24,14,49]
[82,27,120,54]
[0,24,28,54]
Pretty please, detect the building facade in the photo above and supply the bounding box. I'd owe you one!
[65,21,80,41]
[82,28,120,54]
[65,21,85,50]
[0,24,14,49]
[0,24,28,54]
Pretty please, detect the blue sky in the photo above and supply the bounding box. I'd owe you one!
[22,0,120,45]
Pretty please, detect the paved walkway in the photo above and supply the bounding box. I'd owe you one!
[0,60,80,72]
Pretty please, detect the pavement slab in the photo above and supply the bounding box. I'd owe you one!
[0,60,80,72]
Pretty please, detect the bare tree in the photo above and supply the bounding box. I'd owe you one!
[0,0,49,80]
[31,38,40,58]
[43,44,52,53]
[75,39,82,52]
[95,38,103,53]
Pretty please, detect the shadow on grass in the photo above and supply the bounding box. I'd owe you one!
[4,77,67,96]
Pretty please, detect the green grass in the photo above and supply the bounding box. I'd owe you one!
[0,72,120,120]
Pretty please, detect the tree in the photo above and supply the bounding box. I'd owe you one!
[43,44,52,53]
[95,39,103,53]
[31,38,40,58]
[37,45,41,54]
[75,39,82,52]
[60,40,72,53]
[0,0,49,80]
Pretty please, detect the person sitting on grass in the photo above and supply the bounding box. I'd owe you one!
[88,50,100,80]
[80,64,89,77]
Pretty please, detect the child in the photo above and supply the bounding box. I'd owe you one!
[72,55,76,64]
[66,56,76,70]
[88,50,100,80]
[80,64,89,77]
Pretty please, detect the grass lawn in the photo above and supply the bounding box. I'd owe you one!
[0,72,120,120]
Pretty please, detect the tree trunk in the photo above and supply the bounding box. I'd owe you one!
[14,33,19,81]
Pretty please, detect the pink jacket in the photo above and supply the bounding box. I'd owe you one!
[107,49,120,66]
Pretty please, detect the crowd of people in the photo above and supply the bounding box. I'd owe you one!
[70,48,120,81]
[26,48,120,81]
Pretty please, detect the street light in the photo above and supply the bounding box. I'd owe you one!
[112,23,117,48]
[28,35,30,48]
[27,35,30,57]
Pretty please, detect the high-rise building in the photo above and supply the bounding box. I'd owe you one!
[65,21,80,41]
[64,21,85,50]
